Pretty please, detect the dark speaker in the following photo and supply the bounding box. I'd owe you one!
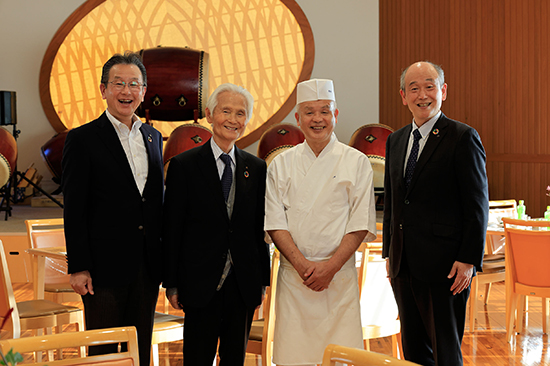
[0,91,17,126]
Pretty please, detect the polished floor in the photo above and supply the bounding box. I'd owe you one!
[6,281,550,366]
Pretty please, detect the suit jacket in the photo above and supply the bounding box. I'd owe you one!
[162,140,271,309]
[382,113,489,282]
[62,112,164,286]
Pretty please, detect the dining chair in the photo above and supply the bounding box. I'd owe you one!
[502,217,550,342]
[468,199,516,331]
[151,309,185,366]
[0,326,139,366]
[321,344,419,366]
[25,218,79,303]
[246,250,280,366]
[0,240,85,361]
[357,242,402,358]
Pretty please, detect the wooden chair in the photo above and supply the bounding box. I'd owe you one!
[503,218,550,342]
[321,344,419,366]
[151,310,184,366]
[357,242,402,358]
[246,250,280,366]
[468,199,516,331]
[25,219,79,303]
[0,240,85,361]
[0,326,139,366]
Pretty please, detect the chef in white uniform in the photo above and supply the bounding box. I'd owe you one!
[265,79,377,365]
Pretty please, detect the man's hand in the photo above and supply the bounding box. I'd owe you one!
[167,294,183,310]
[448,261,474,295]
[70,270,94,295]
[302,261,337,292]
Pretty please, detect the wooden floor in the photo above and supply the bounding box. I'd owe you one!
[6,281,550,366]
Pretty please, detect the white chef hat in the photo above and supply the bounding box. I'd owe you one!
[296,79,335,104]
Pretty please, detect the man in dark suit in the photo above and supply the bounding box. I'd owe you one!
[383,61,489,366]
[163,83,271,366]
[62,52,164,366]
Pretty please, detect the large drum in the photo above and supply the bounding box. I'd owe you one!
[40,130,69,184]
[163,123,212,174]
[257,123,304,165]
[349,124,394,189]
[0,127,17,188]
[138,46,209,122]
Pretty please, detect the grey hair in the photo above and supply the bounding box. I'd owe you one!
[206,83,254,123]
[400,61,444,92]
[101,51,147,85]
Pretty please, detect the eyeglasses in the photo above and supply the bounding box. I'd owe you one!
[107,81,146,91]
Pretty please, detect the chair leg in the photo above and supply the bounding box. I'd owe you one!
[543,298,549,334]
[152,344,159,366]
[484,283,492,305]
[56,324,63,360]
[517,295,525,334]
[363,339,370,351]
[469,277,478,331]
[506,293,519,343]
[391,334,399,358]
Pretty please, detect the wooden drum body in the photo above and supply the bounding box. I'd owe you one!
[163,123,212,174]
[40,130,69,183]
[349,124,394,189]
[257,123,305,165]
[138,46,209,121]
[0,128,17,188]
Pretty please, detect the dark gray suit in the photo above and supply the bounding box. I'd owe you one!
[383,113,489,366]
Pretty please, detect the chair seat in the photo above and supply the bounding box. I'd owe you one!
[249,319,264,341]
[17,300,81,318]
[45,283,75,293]
[153,312,184,332]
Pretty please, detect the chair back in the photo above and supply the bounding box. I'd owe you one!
[26,219,69,285]
[503,218,550,288]
[321,344,419,366]
[0,326,139,366]
[0,240,21,337]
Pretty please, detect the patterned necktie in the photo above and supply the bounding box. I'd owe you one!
[404,129,422,189]
[220,153,232,201]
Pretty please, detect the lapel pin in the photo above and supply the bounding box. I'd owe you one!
[432,129,439,136]
[147,134,153,143]
[244,168,249,178]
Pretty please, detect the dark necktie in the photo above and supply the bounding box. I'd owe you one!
[404,129,422,189]
[220,153,232,202]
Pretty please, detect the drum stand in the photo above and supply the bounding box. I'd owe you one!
[0,125,64,221]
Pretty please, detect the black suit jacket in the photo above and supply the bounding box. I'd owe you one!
[382,114,489,282]
[162,140,270,309]
[62,112,164,285]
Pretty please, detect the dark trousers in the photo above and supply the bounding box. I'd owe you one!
[392,273,469,366]
[82,265,159,366]
[183,271,255,366]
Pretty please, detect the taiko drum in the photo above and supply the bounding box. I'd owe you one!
[349,124,394,189]
[257,123,305,164]
[163,123,212,175]
[137,46,209,122]
[40,129,69,183]
[0,127,17,188]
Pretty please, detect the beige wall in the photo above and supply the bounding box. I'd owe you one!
[0,0,379,193]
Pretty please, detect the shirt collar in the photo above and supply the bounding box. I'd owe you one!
[106,109,142,133]
[411,111,441,139]
[210,138,236,163]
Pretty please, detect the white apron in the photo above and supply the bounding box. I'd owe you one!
[265,134,376,364]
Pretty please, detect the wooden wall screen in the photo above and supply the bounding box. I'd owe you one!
[380,0,550,217]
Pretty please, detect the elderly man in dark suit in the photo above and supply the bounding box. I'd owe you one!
[163,83,271,366]
[62,52,164,365]
[383,61,489,366]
